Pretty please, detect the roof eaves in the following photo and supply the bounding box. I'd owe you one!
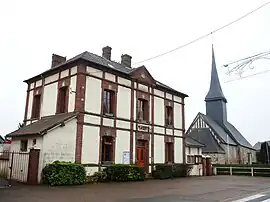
[23,53,86,84]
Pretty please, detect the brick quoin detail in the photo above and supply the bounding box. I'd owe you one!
[75,64,86,163]
[182,100,186,164]
[23,84,30,123]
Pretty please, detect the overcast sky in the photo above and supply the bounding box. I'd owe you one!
[0,0,269,145]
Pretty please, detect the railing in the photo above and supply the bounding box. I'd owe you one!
[213,165,270,177]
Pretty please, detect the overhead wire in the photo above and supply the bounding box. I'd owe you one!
[133,2,270,66]
[225,68,270,83]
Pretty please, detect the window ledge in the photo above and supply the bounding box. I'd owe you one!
[165,125,173,129]
[137,119,150,124]
[101,161,114,166]
[103,113,114,118]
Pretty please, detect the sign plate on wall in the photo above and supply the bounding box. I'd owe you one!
[138,124,149,132]
[122,151,130,164]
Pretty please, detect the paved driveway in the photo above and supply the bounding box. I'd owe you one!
[1,176,270,202]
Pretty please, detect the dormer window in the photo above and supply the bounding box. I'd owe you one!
[103,90,115,116]
[137,99,149,122]
[31,94,41,119]
[57,86,68,113]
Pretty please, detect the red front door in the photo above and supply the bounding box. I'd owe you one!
[136,147,145,167]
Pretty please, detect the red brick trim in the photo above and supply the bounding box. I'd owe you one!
[150,87,154,172]
[136,132,150,141]
[136,90,150,122]
[74,64,86,163]
[102,80,118,115]
[99,72,105,170]
[130,81,134,164]
[164,99,174,127]
[182,99,186,164]
[135,136,150,173]
[27,149,40,185]
[164,135,175,143]
[136,91,150,101]
[100,126,116,163]
[23,84,30,122]
[31,87,42,119]
[56,77,70,114]
[28,72,186,105]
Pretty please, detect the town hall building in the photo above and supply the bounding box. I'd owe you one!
[186,46,256,164]
[5,46,188,180]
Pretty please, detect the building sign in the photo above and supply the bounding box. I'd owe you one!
[138,124,149,132]
[122,151,130,164]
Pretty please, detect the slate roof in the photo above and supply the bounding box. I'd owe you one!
[24,51,188,98]
[185,136,205,148]
[188,128,225,153]
[205,46,227,102]
[253,141,270,150]
[6,112,78,137]
[222,121,253,149]
[199,113,236,145]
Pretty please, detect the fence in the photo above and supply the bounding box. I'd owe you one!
[0,149,40,186]
[213,165,270,177]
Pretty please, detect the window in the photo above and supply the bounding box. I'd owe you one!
[165,106,173,126]
[165,142,174,163]
[101,136,113,162]
[103,90,115,115]
[57,86,68,113]
[137,99,149,121]
[187,155,195,164]
[195,155,202,164]
[31,94,41,118]
[32,139,36,146]
[188,147,191,154]
[20,140,28,152]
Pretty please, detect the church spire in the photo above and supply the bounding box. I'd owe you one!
[205,45,227,103]
[205,45,227,125]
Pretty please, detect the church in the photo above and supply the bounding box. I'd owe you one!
[186,46,256,164]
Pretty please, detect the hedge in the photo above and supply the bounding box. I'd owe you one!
[87,164,145,183]
[42,161,86,186]
[152,164,192,180]
[104,164,145,182]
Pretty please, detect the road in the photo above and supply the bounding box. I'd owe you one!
[1,176,270,202]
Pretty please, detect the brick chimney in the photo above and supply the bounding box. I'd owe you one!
[102,46,112,60]
[121,54,132,67]
[51,54,66,68]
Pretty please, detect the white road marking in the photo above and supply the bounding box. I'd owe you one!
[233,194,266,202]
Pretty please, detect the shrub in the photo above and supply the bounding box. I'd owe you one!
[42,161,86,186]
[152,164,173,179]
[152,164,192,179]
[173,164,192,177]
[86,171,108,184]
[103,164,145,182]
